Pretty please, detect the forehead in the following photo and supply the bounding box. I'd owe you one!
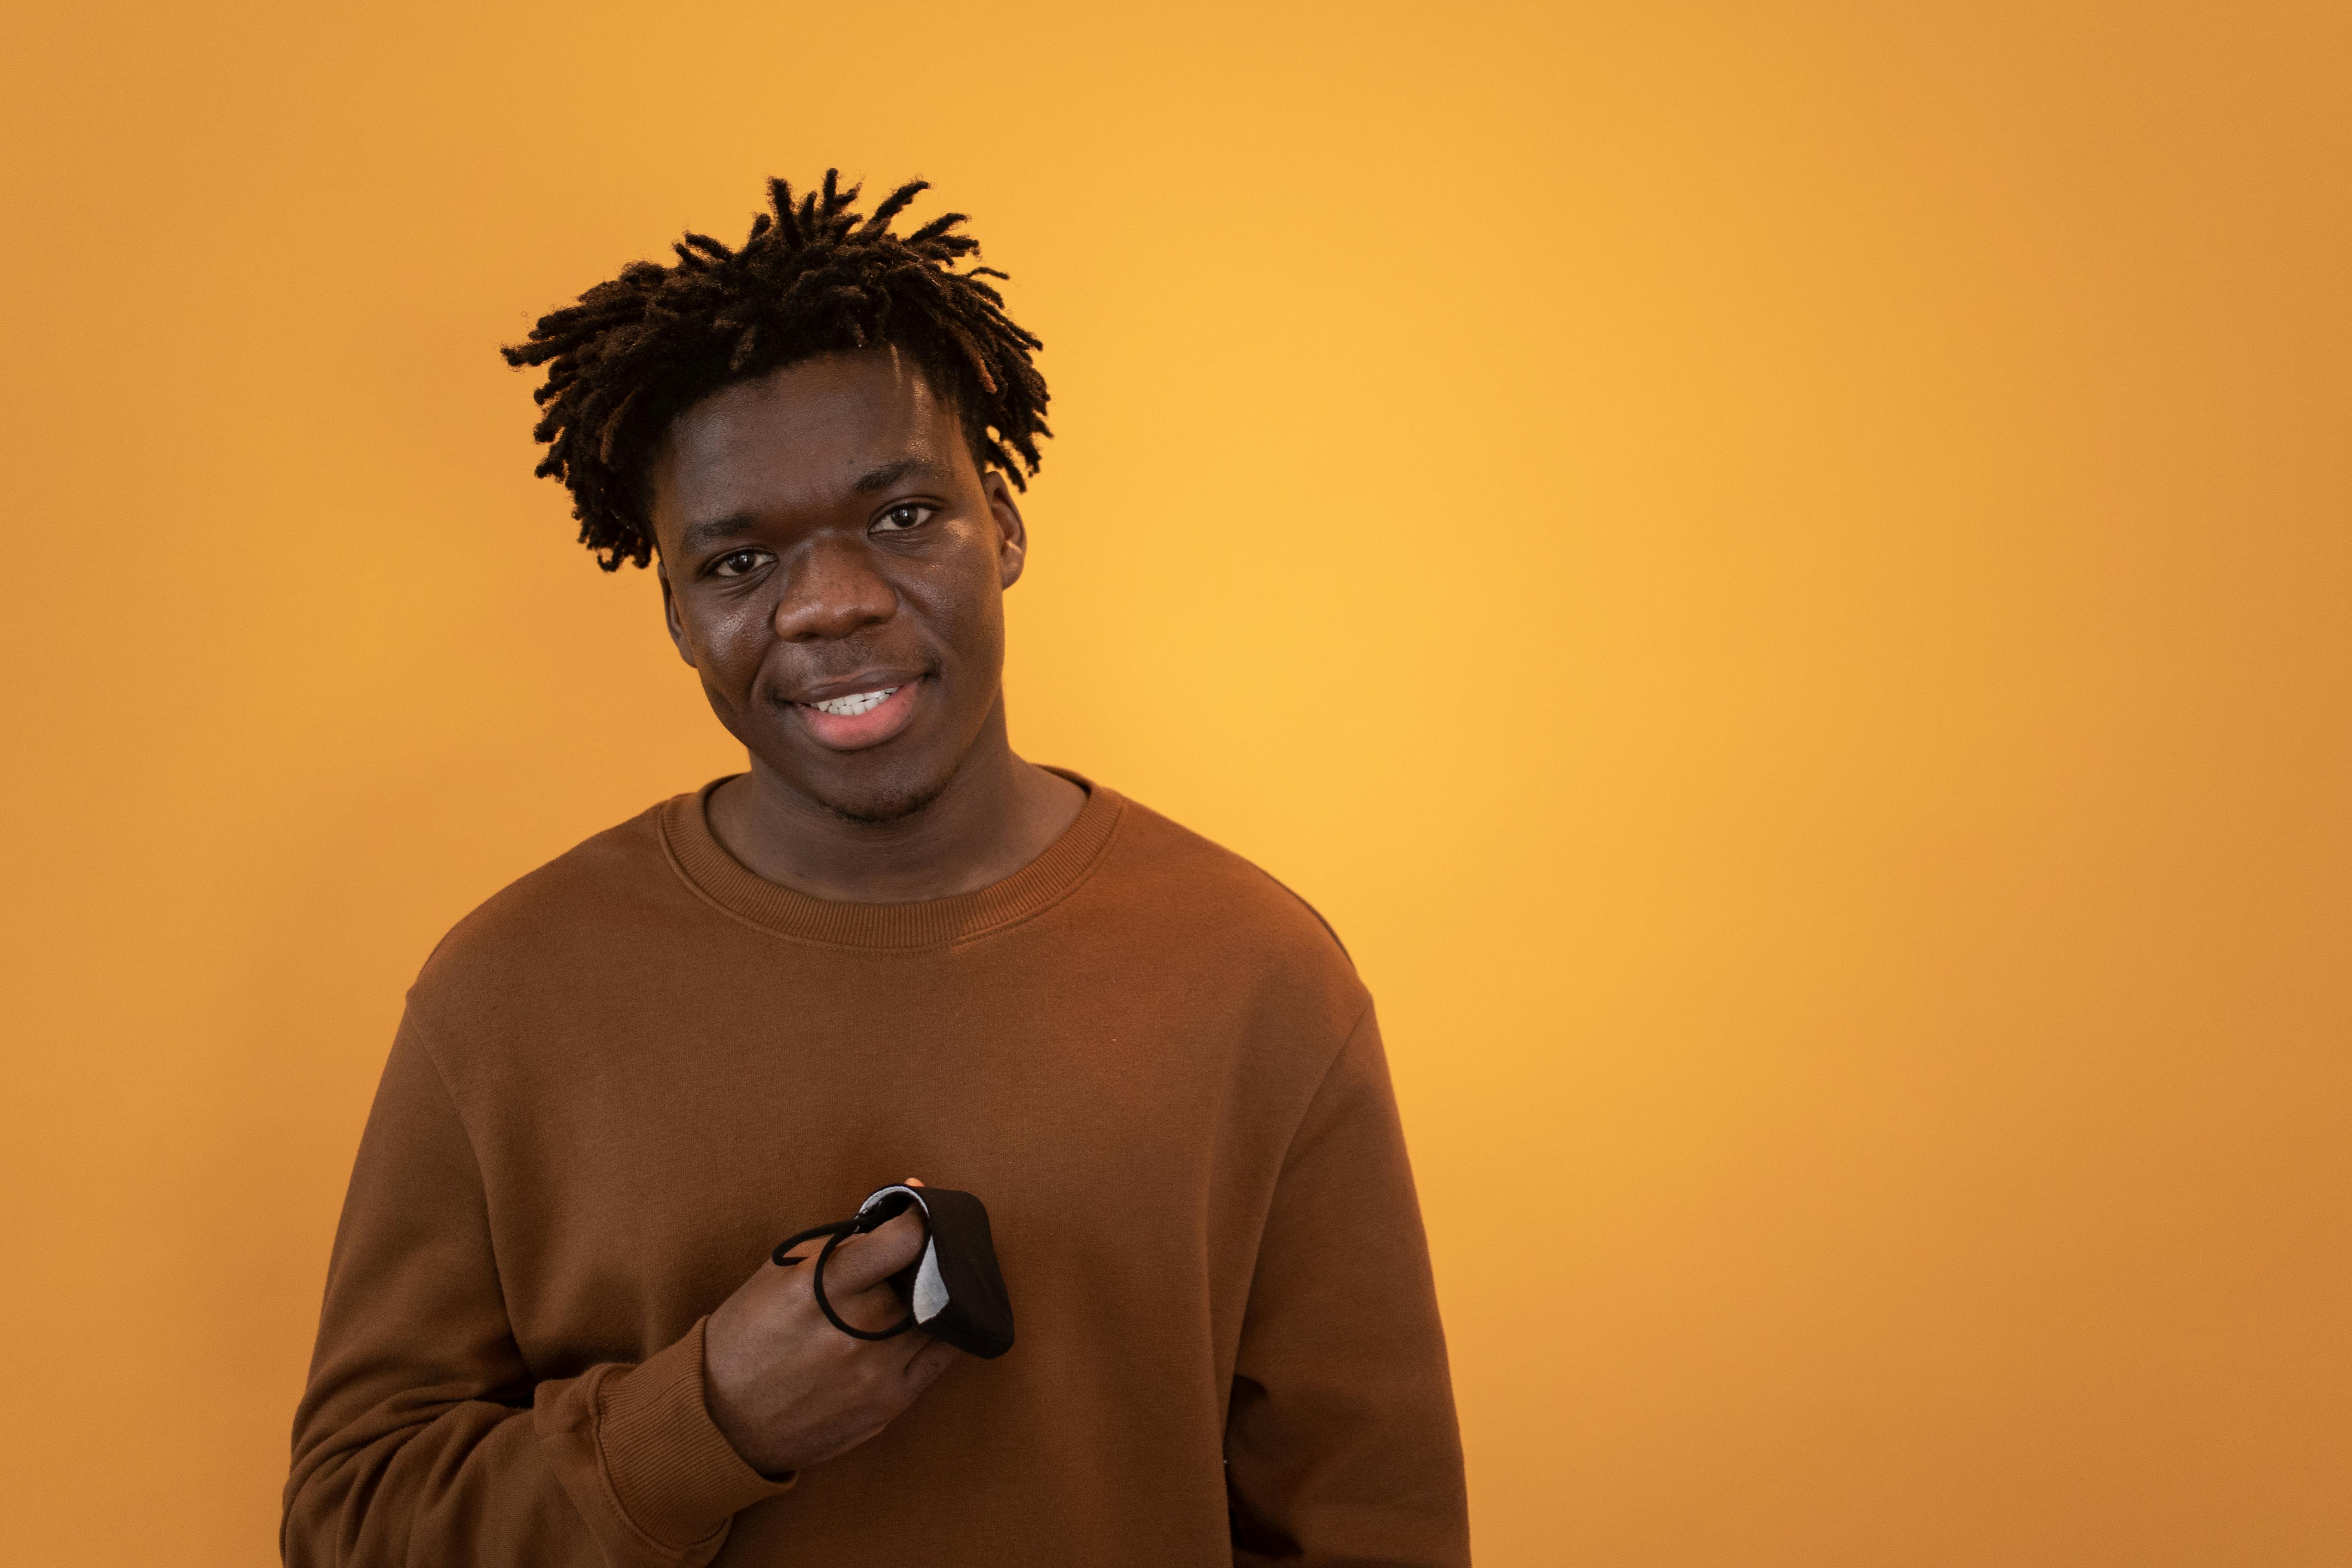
[649,350,962,529]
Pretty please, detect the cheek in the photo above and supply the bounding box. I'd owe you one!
[684,594,775,685]
[909,557,1005,662]
[913,536,1007,639]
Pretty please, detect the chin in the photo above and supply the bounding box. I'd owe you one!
[803,758,961,827]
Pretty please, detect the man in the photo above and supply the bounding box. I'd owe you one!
[285,172,1467,1567]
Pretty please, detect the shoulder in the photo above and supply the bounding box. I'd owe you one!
[404,796,689,1033]
[1089,786,1361,986]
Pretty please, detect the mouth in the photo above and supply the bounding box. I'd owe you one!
[788,675,926,750]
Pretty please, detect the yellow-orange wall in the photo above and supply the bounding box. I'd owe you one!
[4,2,2346,1562]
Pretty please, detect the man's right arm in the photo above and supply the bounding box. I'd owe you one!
[284,1018,797,1566]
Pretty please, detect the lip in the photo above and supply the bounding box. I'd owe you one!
[786,673,927,751]
[788,668,927,705]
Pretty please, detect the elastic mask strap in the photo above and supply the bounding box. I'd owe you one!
[770,1210,923,1342]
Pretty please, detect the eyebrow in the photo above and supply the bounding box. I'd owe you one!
[850,456,953,494]
[678,513,761,554]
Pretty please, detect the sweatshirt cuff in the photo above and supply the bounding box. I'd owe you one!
[597,1315,796,1551]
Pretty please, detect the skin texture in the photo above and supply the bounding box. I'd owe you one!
[649,348,1083,903]
[648,352,1081,1470]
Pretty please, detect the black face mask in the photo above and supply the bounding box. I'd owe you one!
[772,1185,1016,1360]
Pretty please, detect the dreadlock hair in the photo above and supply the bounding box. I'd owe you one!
[502,172,1050,571]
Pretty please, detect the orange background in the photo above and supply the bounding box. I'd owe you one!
[3,2,2347,1562]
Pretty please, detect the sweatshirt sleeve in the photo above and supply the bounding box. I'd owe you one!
[1224,1003,1471,1568]
[283,1017,793,1567]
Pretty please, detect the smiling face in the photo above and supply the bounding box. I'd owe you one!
[649,349,1029,823]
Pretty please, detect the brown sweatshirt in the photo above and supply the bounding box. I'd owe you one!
[285,775,1467,1566]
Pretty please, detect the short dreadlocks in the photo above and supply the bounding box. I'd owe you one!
[502,172,1050,571]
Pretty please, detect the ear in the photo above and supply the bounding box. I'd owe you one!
[984,469,1029,591]
[656,560,698,668]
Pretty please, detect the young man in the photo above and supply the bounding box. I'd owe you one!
[285,174,1467,1567]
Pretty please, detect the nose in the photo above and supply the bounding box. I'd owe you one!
[773,536,896,642]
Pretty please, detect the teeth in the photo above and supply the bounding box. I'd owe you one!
[808,687,898,718]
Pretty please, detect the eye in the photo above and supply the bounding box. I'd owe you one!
[872,502,934,534]
[708,548,771,579]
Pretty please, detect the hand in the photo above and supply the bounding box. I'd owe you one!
[703,1179,961,1476]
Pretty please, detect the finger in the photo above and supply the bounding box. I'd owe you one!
[822,1209,928,1294]
[904,1176,924,1187]
[899,1333,960,1393]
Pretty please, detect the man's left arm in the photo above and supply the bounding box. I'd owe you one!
[1224,1002,1471,1567]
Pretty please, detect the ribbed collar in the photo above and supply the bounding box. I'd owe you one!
[658,769,1124,949]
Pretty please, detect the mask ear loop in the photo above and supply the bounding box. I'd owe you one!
[770,1207,925,1341]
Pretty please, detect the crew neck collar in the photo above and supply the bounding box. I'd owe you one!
[659,768,1122,949]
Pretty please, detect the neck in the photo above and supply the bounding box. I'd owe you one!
[706,704,1085,903]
